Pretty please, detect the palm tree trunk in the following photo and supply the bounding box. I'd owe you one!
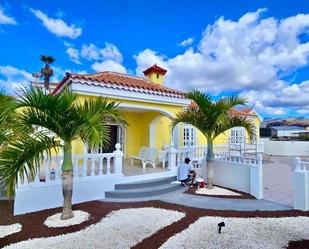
[206,140,215,189]
[61,141,74,220]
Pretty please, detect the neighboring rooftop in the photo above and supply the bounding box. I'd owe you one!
[271,125,307,131]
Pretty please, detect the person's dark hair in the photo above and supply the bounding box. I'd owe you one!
[185,158,191,164]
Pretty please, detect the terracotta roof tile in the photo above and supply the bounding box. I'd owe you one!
[52,71,184,98]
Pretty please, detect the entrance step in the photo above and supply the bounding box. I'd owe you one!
[115,176,177,190]
[105,176,180,199]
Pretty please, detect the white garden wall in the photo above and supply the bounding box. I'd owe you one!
[14,174,124,215]
[262,138,309,156]
[293,158,309,211]
[202,157,263,199]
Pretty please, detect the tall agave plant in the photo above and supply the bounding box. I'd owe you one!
[40,55,55,90]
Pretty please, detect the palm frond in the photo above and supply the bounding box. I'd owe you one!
[75,98,126,149]
[0,133,60,197]
[185,89,213,115]
[40,55,55,64]
[214,116,255,140]
[217,95,248,110]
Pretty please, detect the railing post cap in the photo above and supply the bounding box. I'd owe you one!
[114,143,123,156]
[115,143,121,150]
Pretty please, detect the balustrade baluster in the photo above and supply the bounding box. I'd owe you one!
[83,157,87,176]
[106,156,111,174]
[45,159,50,182]
[91,157,95,176]
[55,158,61,181]
[99,157,103,175]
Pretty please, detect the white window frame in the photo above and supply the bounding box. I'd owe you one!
[183,124,197,147]
[230,127,245,144]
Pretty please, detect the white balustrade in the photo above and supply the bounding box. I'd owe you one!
[17,144,123,188]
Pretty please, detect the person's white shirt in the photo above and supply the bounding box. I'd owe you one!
[178,162,193,181]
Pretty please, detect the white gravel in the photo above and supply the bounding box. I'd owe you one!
[44,210,90,228]
[195,186,241,196]
[0,223,22,238]
[4,208,185,249]
[160,216,309,249]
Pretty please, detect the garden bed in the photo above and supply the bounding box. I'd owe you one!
[1,200,308,249]
[184,185,256,199]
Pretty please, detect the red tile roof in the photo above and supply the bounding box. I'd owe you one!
[143,64,167,76]
[52,71,184,98]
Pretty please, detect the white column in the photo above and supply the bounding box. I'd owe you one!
[113,143,123,175]
[167,142,177,171]
[250,154,263,199]
[293,157,308,211]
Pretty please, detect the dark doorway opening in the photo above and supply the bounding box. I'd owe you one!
[103,125,118,153]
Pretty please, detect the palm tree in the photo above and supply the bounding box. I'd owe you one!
[0,88,125,219]
[173,90,254,189]
[40,55,55,90]
[0,91,17,148]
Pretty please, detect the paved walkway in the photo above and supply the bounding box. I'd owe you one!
[262,155,308,207]
[101,187,291,211]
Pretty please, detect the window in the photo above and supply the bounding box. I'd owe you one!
[156,74,159,79]
[183,124,197,146]
[230,127,245,144]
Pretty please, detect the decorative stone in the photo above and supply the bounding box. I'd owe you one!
[44,210,90,228]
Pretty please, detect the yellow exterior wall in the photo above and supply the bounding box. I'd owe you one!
[195,116,261,146]
[69,93,261,156]
[145,72,164,85]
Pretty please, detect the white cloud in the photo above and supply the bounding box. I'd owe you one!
[30,8,82,39]
[134,9,309,116]
[134,49,169,75]
[71,42,127,73]
[66,47,81,64]
[0,4,17,25]
[0,65,32,91]
[179,37,194,47]
[92,60,127,74]
[297,107,309,115]
[81,42,123,62]
[240,80,309,116]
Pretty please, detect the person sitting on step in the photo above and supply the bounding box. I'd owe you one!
[178,157,196,187]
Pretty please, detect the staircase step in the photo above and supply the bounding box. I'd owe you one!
[105,183,181,198]
[115,176,177,190]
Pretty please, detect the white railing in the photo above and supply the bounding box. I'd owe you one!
[161,144,262,167]
[294,157,309,172]
[214,154,262,165]
[18,143,123,187]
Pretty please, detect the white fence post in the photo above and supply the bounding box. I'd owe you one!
[167,142,177,170]
[293,157,308,211]
[113,143,123,175]
[250,154,263,199]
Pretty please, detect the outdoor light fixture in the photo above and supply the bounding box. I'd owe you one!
[218,222,225,234]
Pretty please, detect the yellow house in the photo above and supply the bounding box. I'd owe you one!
[51,64,262,160]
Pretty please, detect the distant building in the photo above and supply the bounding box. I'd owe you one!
[271,125,308,137]
[260,127,272,138]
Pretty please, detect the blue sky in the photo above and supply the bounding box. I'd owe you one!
[0,0,309,117]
